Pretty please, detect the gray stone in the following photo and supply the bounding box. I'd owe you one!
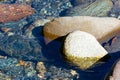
[105,59,120,80]
[104,36,120,53]
[72,0,96,6]
[66,0,113,17]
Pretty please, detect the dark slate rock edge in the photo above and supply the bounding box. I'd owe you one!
[0,34,47,61]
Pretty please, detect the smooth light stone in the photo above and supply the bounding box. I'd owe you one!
[63,30,108,70]
[43,16,120,44]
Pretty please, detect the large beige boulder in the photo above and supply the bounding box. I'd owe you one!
[43,16,120,44]
[63,30,108,70]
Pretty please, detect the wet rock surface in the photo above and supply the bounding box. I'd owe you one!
[108,59,120,80]
[65,0,113,17]
[104,36,120,53]
[0,35,44,61]
[109,0,120,18]
[43,16,120,44]
[37,62,79,80]
[70,0,96,6]
[0,0,120,80]
[0,4,34,23]
[63,30,108,70]
[0,57,38,79]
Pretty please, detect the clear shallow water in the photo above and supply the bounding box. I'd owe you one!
[0,0,119,79]
[43,38,120,80]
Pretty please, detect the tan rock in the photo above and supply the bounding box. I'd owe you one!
[36,62,46,79]
[43,16,120,44]
[63,30,108,70]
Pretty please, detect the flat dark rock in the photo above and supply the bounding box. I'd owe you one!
[0,35,44,61]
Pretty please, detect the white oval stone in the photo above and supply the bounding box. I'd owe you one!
[63,30,108,70]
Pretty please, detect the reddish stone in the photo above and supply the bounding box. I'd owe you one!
[111,37,117,45]
[0,4,34,23]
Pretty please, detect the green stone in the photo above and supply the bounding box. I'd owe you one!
[66,0,113,17]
